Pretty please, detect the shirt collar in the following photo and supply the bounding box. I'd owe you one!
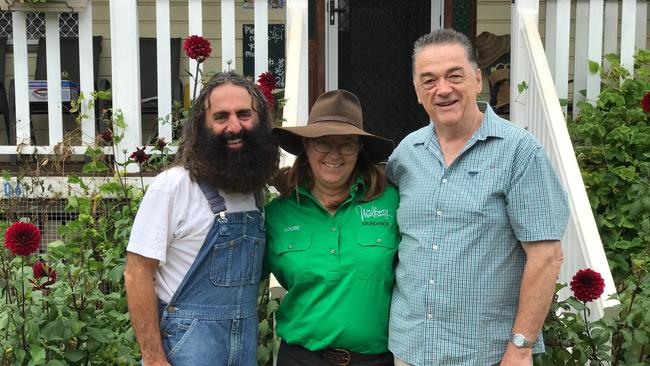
[413,102,506,145]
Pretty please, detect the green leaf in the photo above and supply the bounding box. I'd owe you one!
[518,80,528,94]
[47,360,68,366]
[256,344,271,365]
[28,346,45,366]
[109,263,125,283]
[589,59,600,73]
[87,327,111,343]
[41,320,64,341]
[82,161,109,173]
[559,98,568,106]
[64,350,86,362]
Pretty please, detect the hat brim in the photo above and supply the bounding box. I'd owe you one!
[273,121,394,163]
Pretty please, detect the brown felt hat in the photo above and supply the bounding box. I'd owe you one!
[475,32,511,68]
[273,90,394,163]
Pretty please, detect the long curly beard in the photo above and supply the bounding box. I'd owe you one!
[193,121,278,194]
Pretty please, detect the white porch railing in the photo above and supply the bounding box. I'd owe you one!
[0,0,308,171]
[511,0,621,320]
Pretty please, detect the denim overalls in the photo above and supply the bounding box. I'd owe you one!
[157,183,265,365]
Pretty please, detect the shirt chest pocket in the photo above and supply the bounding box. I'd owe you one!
[354,229,398,281]
[452,166,507,216]
[273,235,314,282]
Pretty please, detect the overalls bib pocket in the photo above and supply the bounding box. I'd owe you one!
[209,235,265,286]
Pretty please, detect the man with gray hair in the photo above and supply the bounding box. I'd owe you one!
[386,29,569,365]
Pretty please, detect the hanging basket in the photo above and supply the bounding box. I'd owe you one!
[0,0,89,12]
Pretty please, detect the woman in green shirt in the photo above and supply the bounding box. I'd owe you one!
[265,90,399,366]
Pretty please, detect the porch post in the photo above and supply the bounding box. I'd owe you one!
[545,0,570,114]
[110,0,142,172]
[283,0,308,165]
[254,0,269,79]
[11,12,30,145]
[156,0,173,142]
[621,0,637,75]
[188,0,203,99]
[511,0,539,125]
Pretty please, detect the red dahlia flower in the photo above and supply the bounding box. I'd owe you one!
[183,35,212,63]
[4,222,41,256]
[156,137,167,150]
[30,260,57,289]
[100,130,113,144]
[130,147,150,164]
[570,268,605,303]
[642,92,650,113]
[257,72,278,92]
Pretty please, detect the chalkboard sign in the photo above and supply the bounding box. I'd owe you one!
[243,24,285,88]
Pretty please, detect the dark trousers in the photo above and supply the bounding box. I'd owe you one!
[277,340,394,366]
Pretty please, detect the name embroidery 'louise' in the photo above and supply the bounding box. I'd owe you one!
[356,206,392,225]
[284,225,300,232]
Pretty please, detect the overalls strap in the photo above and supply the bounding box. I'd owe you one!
[198,180,227,214]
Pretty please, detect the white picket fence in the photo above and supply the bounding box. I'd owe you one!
[510,0,647,320]
[0,0,308,171]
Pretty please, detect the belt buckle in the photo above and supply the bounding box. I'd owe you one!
[327,349,351,366]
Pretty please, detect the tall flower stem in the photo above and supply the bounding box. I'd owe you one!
[20,257,26,350]
[192,61,201,101]
[582,306,602,365]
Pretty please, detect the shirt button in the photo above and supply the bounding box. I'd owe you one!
[331,227,337,232]
[432,245,438,250]
[426,313,433,320]
[442,178,448,184]
[330,249,336,254]
[436,210,442,216]
[288,244,293,249]
[376,238,382,243]
[428,279,435,285]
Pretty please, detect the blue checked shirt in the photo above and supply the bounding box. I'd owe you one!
[386,104,568,365]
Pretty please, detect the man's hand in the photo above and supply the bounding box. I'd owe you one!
[498,342,532,365]
[124,252,170,365]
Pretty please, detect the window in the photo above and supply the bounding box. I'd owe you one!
[0,11,79,45]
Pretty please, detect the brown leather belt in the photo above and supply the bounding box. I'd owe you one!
[319,348,387,366]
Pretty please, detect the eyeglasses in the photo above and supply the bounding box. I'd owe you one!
[311,138,360,155]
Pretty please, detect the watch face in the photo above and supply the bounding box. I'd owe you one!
[513,335,525,347]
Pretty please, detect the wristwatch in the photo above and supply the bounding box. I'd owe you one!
[511,333,533,348]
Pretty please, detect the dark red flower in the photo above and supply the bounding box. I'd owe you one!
[642,92,650,113]
[30,260,57,290]
[100,130,113,144]
[130,147,150,164]
[183,35,212,63]
[570,268,605,302]
[155,137,167,150]
[257,72,277,92]
[4,222,41,256]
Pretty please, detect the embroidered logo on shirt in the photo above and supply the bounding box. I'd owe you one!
[356,206,392,226]
[284,225,300,232]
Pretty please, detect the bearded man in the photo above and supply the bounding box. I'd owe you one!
[124,72,280,366]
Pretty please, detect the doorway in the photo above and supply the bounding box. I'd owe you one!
[310,0,477,145]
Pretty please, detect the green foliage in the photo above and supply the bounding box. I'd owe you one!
[538,50,650,364]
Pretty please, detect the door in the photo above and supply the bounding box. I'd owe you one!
[324,0,440,146]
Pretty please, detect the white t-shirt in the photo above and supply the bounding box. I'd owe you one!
[126,166,257,303]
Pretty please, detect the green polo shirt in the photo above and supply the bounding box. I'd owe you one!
[264,178,399,354]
